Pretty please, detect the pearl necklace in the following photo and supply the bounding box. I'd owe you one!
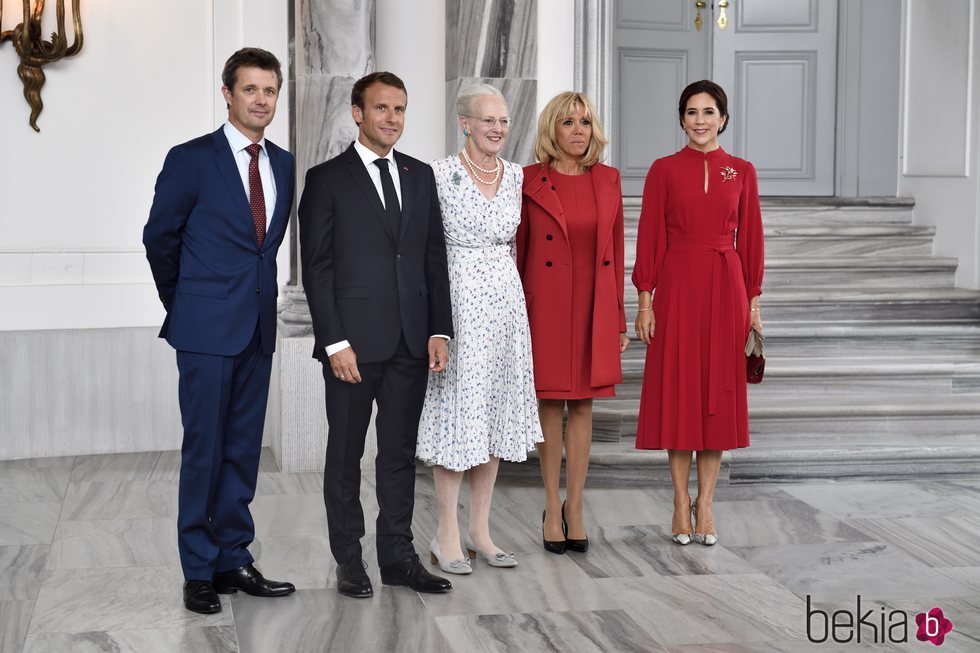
[461,148,501,186]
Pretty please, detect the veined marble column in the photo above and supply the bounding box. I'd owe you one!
[273,0,375,472]
[445,0,537,164]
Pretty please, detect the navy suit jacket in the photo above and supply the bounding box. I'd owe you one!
[298,143,453,363]
[143,127,295,356]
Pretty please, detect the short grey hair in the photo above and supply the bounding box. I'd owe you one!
[455,83,506,117]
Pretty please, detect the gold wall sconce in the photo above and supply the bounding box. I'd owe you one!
[0,0,84,132]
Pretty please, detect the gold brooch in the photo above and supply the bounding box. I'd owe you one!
[720,166,737,182]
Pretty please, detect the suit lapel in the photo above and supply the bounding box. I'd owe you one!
[343,145,398,243]
[265,142,290,248]
[394,151,413,244]
[211,128,252,224]
[591,165,618,262]
[525,163,568,241]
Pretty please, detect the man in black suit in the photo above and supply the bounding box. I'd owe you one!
[298,71,454,597]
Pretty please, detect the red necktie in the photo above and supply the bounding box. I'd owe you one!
[246,143,267,248]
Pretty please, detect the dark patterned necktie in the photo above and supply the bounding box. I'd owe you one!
[373,158,401,234]
[246,143,267,248]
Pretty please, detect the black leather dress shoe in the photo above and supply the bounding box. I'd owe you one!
[562,501,590,553]
[380,554,452,593]
[183,580,221,614]
[213,563,295,597]
[336,558,373,598]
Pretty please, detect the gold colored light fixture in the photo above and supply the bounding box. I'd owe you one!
[0,0,84,132]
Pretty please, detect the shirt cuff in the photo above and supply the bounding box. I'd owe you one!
[325,340,351,357]
[430,334,451,341]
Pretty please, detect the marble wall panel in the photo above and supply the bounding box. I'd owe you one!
[446,0,537,79]
[445,78,537,165]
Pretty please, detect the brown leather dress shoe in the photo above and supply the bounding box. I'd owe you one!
[213,563,295,597]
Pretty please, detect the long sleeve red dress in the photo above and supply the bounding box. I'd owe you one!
[632,146,764,451]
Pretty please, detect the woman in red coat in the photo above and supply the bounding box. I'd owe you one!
[518,92,628,554]
[633,80,764,546]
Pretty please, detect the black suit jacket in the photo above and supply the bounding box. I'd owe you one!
[298,143,453,363]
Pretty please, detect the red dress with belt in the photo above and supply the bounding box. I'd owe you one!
[632,147,764,451]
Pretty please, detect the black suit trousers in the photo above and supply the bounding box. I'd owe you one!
[321,334,428,567]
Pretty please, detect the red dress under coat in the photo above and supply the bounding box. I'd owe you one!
[518,163,627,398]
[632,146,764,451]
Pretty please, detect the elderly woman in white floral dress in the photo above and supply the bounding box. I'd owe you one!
[417,84,543,574]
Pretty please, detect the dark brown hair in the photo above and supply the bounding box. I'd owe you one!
[678,80,729,135]
[351,71,408,112]
[221,47,283,90]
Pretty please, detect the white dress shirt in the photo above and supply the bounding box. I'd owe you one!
[325,140,448,358]
[223,122,276,227]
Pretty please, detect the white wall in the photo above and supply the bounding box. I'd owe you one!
[899,0,980,289]
[376,0,446,163]
[0,0,290,330]
[537,0,576,114]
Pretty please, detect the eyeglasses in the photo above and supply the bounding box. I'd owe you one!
[467,116,511,128]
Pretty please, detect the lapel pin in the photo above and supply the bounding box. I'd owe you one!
[402,165,409,171]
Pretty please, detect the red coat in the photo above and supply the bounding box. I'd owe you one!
[517,162,627,391]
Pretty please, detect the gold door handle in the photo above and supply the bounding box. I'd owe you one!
[717,0,730,30]
[695,1,705,31]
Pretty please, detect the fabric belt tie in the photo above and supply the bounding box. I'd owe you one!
[667,234,738,416]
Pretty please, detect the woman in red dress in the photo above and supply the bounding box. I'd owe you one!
[518,92,629,554]
[633,80,764,546]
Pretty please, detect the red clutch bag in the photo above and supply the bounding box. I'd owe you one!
[745,327,765,384]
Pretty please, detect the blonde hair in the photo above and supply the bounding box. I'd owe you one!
[532,92,607,169]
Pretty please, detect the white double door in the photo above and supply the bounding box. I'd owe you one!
[613,0,838,196]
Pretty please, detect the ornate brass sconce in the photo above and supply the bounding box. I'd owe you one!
[0,0,84,132]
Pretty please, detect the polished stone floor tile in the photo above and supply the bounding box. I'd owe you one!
[249,494,328,538]
[61,480,178,521]
[47,518,179,570]
[567,524,758,578]
[496,485,674,530]
[872,596,980,653]
[782,482,961,520]
[0,545,48,600]
[0,600,34,653]
[232,588,449,653]
[21,626,239,653]
[435,609,667,653]
[246,535,333,591]
[0,502,61,546]
[730,541,978,601]
[254,472,323,496]
[0,468,71,504]
[420,550,616,618]
[30,567,232,633]
[0,456,75,471]
[70,451,181,483]
[708,499,873,547]
[846,514,980,567]
[598,573,805,646]
[666,640,900,652]
[935,565,980,588]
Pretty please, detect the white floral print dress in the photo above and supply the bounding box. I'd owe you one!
[416,155,543,471]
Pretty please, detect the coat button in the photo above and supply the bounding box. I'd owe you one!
[255,288,260,294]
[546,234,553,241]
[396,254,402,261]
[541,176,547,182]
[551,186,556,190]
[259,253,265,259]
[545,261,553,267]
[603,260,610,266]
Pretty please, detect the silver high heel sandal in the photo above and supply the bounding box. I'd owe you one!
[464,534,518,568]
[672,499,693,545]
[429,537,472,575]
[691,498,718,546]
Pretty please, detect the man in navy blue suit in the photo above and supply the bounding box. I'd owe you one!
[299,72,454,598]
[143,47,296,614]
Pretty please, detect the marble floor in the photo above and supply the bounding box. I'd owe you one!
[1,450,979,652]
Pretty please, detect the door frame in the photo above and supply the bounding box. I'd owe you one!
[575,0,893,197]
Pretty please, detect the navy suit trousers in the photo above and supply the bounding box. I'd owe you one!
[175,323,271,580]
